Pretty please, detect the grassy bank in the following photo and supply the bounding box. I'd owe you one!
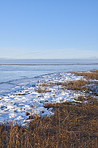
[0,70,98,148]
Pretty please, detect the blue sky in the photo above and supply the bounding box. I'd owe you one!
[0,0,98,59]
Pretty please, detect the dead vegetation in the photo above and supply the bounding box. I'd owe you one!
[39,79,87,92]
[72,70,98,80]
[65,79,87,91]
[0,96,98,148]
[36,88,51,93]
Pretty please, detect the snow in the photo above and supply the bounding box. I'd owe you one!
[0,72,84,126]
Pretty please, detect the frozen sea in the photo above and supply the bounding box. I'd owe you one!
[0,59,98,125]
[0,59,98,97]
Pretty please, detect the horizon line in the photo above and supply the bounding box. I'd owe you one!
[0,58,98,60]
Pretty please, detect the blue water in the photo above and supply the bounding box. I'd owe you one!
[0,59,98,97]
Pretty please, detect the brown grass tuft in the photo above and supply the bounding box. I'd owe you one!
[36,88,51,93]
[73,70,98,80]
[66,79,87,91]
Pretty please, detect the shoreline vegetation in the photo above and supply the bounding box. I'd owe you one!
[0,70,98,148]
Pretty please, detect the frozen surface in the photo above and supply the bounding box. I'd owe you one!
[0,59,98,125]
[0,72,84,125]
[0,59,98,97]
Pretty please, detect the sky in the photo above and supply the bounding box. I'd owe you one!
[0,0,98,59]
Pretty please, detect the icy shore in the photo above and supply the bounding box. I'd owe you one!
[0,72,85,125]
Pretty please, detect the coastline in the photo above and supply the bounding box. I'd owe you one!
[0,70,98,125]
[0,70,98,147]
[0,70,98,148]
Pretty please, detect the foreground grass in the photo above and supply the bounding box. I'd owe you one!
[0,70,98,148]
[0,97,98,148]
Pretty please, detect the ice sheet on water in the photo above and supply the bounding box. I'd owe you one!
[0,72,85,126]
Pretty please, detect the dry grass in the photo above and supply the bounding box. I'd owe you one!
[0,97,98,148]
[72,70,98,80]
[39,79,87,92]
[36,88,51,93]
[65,79,87,91]
[39,82,55,87]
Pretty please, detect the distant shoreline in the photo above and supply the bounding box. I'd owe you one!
[0,63,98,66]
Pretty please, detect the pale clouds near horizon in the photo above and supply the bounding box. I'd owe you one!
[0,48,98,59]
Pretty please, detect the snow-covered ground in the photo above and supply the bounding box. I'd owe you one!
[0,72,85,126]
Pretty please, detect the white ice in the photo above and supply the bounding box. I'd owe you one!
[0,72,85,126]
